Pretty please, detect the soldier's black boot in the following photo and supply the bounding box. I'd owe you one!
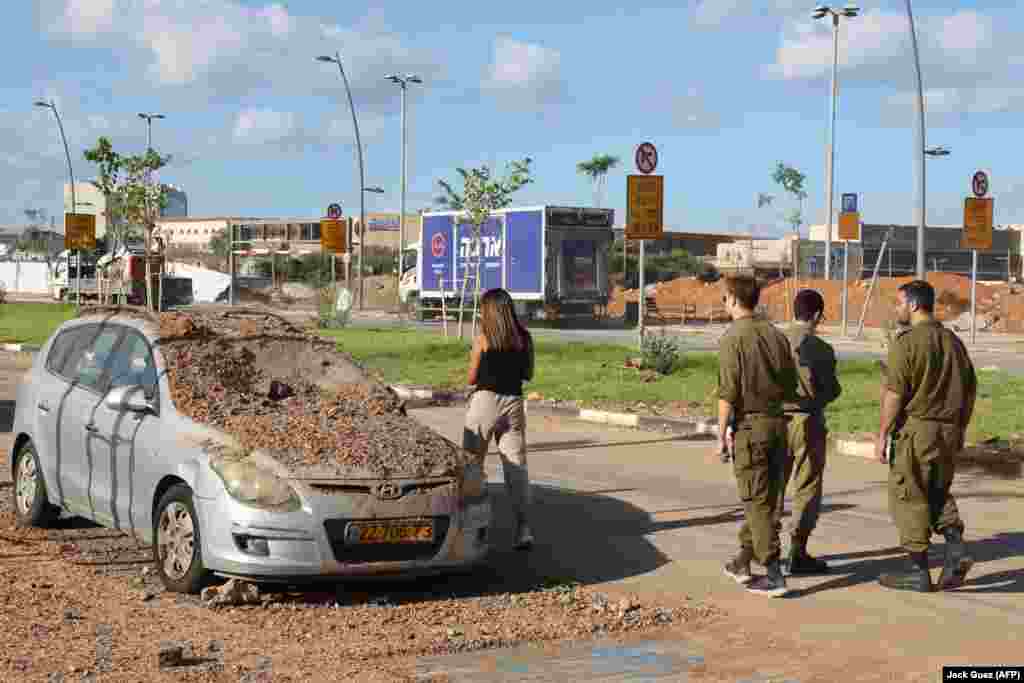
[745,558,789,598]
[785,536,830,576]
[937,524,973,590]
[879,551,933,592]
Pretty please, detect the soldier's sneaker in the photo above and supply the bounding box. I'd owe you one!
[745,569,789,598]
[723,557,753,585]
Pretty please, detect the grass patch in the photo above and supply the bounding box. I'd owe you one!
[0,303,77,346]
[324,326,1024,442]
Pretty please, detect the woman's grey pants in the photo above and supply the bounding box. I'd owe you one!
[463,390,531,523]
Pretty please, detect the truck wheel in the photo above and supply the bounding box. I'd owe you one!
[13,441,59,528]
[153,484,209,594]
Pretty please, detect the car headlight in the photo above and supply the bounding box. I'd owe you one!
[209,457,301,511]
[460,462,487,499]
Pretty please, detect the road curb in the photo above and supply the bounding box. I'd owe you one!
[389,384,887,456]
[1,343,40,353]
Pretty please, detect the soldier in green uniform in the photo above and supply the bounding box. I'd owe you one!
[876,280,977,592]
[718,275,800,597]
[778,289,842,575]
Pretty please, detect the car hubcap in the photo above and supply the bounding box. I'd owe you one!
[158,502,195,581]
[15,452,37,516]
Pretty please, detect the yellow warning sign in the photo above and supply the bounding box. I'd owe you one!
[626,175,664,240]
[64,213,96,250]
[962,197,994,250]
[837,212,860,241]
[320,218,347,254]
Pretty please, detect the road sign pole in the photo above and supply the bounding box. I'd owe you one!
[76,249,81,309]
[970,248,978,345]
[639,238,646,348]
[841,240,849,336]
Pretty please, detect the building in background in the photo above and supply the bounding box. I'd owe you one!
[63,181,189,239]
[809,223,1021,281]
[612,229,748,260]
[162,185,188,217]
[352,213,420,250]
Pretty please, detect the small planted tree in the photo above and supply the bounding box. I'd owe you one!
[772,162,807,238]
[85,138,170,309]
[435,158,533,339]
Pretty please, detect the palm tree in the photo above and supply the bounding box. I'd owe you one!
[577,154,620,208]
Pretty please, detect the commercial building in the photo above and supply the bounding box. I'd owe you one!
[352,213,420,250]
[612,229,748,259]
[809,223,1022,281]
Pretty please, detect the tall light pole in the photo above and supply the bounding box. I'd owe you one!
[813,4,859,281]
[35,99,81,307]
[317,53,370,308]
[138,112,165,151]
[386,73,422,312]
[904,0,927,279]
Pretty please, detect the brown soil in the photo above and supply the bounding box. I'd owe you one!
[610,272,1024,329]
[0,480,719,682]
[152,308,469,478]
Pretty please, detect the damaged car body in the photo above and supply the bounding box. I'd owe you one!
[10,307,491,593]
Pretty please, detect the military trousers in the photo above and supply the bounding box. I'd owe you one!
[733,415,788,566]
[775,412,828,544]
[888,418,964,553]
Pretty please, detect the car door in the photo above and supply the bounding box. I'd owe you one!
[92,329,161,534]
[56,323,124,523]
[34,324,96,509]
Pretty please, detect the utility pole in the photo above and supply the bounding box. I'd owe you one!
[387,74,422,314]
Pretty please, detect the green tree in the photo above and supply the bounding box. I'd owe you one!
[435,158,533,338]
[576,154,620,208]
[772,162,807,237]
[85,137,171,308]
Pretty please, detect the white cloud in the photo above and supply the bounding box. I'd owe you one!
[233,109,297,144]
[482,37,566,110]
[41,0,444,109]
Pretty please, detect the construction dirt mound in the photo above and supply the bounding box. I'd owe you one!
[609,272,1024,329]
[155,308,469,478]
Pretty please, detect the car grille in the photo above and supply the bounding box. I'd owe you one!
[323,516,451,564]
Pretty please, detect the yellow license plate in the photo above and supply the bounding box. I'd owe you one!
[346,521,434,544]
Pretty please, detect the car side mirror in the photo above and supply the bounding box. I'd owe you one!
[105,385,155,414]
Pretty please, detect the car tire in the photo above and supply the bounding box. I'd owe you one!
[12,441,59,528]
[153,484,209,594]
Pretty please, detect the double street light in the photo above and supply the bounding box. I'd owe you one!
[813,3,859,281]
[138,112,165,151]
[385,73,422,311]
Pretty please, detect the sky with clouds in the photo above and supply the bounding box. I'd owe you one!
[7,0,1024,236]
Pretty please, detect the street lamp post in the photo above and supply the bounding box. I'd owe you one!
[904,0,928,279]
[813,4,859,281]
[35,99,81,308]
[138,112,165,151]
[386,73,422,313]
[317,53,369,309]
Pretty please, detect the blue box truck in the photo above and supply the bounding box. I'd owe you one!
[415,206,615,320]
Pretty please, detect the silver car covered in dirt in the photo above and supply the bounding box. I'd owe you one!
[10,309,491,593]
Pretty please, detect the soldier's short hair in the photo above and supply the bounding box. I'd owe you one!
[794,289,825,322]
[898,279,935,312]
[724,275,760,310]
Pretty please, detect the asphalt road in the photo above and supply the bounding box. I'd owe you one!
[411,404,1024,681]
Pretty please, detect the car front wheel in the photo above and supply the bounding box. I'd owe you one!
[153,484,209,594]
[13,441,58,528]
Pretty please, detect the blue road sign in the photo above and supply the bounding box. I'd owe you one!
[841,193,857,214]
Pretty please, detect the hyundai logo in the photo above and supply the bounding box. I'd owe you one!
[375,483,402,500]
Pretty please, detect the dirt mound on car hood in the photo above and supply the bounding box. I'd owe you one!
[157,308,470,478]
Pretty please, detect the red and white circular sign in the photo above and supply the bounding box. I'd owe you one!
[431,232,447,258]
[635,142,658,174]
[972,171,989,198]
